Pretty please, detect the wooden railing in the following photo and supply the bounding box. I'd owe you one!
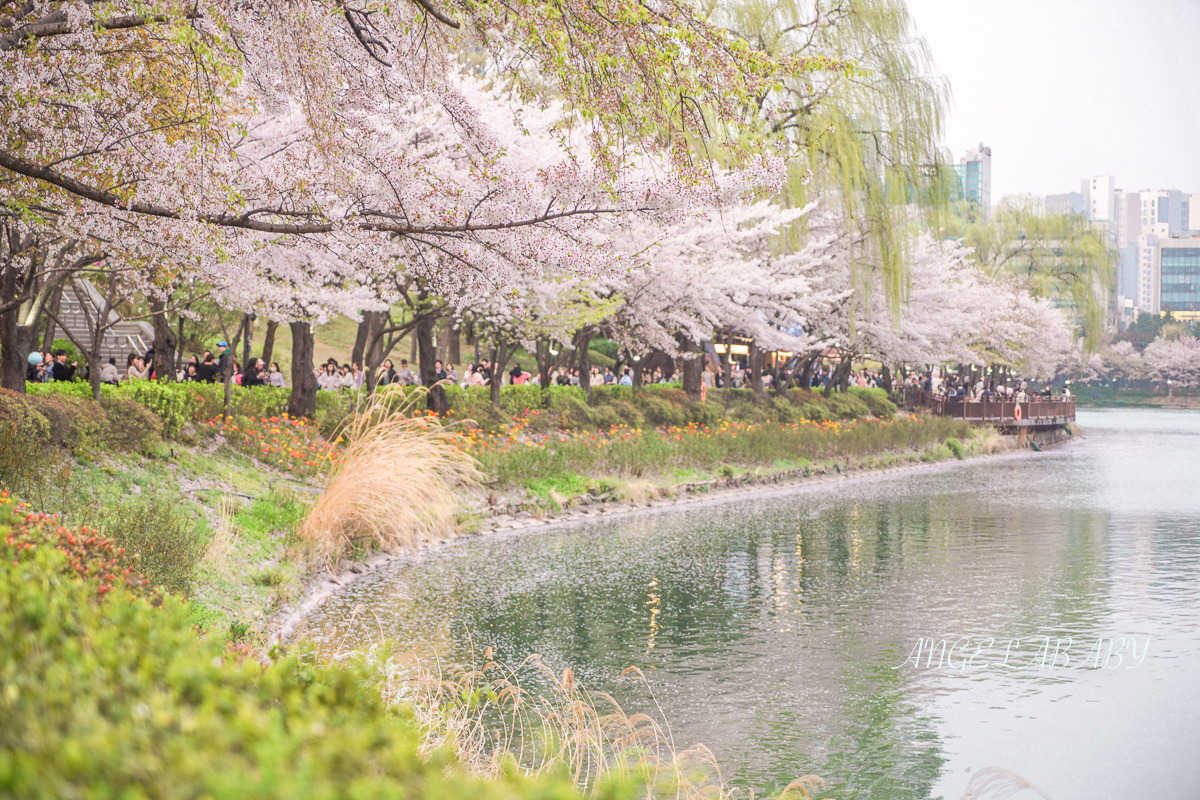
[904,389,1075,426]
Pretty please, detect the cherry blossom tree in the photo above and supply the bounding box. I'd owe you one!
[1143,335,1200,389]
[3,0,834,393]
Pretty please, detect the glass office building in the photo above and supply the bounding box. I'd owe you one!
[1160,243,1200,317]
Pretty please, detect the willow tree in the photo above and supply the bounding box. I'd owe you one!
[718,0,953,306]
[962,198,1115,349]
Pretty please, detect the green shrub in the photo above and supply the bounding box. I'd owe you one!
[586,349,616,368]
[640,384,691,404]
[0,389,51,490]
[769,395,802,423]
[112,380,199,438]
[0,530,589,800]
[314,390,356,437]
[633,394,687,427]
[542,384,587,410]
[848,386,898,419]
[77,493,208,594]
[589,385,633,404]
[98,395,163,453]
[585,404,623,430]
[25,393,106,457]
[798,402,832,422]
[687,400,725,426]
[589,337,620,360]
[26,380,96,401]
[945,437,967,459]
[607,400,646,428]
[824,392,872,420]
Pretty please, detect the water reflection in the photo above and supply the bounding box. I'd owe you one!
[304,409,1200,800]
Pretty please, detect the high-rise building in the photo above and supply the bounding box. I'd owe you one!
[953,143,991,221]
[1159,238,1200,320]
[1048,176,1200,320]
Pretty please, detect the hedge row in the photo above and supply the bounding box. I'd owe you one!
[18,379,899,444]
[0,509,597,800]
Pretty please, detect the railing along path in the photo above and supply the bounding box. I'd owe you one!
[904,389,1075,427]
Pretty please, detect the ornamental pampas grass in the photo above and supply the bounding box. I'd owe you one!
[300,387,480,564]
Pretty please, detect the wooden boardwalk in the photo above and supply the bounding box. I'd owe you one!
[906,390,1075,428]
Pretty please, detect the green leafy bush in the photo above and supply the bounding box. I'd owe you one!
[590,385,633,404]
[798,402,833,422]
[76,493,208,594]
[848,386,898,419]
[686,400,725,426]
[187,382,291,420]
[945,437,967,459]
[98,395,163,453]
[824,392,872,420]
[118,380,199,438]
[633,394,687,427]
[589,337,620,360]
[25,393,106,457]
[607,400,645,428]
[0,528,589,800]
[0,389,51,490]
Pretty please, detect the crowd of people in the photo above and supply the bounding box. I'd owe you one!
[907,370,1073,402]
[24,339,1074,403]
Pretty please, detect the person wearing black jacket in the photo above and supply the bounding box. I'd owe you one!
[50,349,77,382]
[242,357,267,387]
[197,352,217,383]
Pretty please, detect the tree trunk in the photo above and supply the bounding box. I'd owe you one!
[260,319,279,371]
[489,339,516,407]
[350,313,371,367]
[239,313,253,371]
[415,311,445,414]
[361,312,386,394]
[489,344,502,406]
[750,343,763,396]
[437,316,451,364]
[722,331,734,388]
[798,355,817,391]
[632,355,644,387]
[149,297,177,382]
[837,356,854,392]
[678,335,703,400]
[287,321,318,418]
[41,283,64,351]
[175,314,186,371]
[880,364,893,393]
[1,316,33,394]
[448,321,461,366]
[535,338,554,389]
[575,329,593,403]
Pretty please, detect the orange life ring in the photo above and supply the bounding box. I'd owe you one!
[1014,405,1023,421]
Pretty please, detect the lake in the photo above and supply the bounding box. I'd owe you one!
[302,408,1200,799]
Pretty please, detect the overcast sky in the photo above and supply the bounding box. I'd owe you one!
[903,0,1200,201]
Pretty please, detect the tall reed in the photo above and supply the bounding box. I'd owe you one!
[300,387,480,564]
[365,646,830,800]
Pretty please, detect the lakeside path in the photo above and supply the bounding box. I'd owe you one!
[271,431,1077,644]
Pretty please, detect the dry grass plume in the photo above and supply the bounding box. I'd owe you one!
[300,387,480,564]
[359,646,831,800]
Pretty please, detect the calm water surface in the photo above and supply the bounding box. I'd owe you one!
[304,408,1200,799]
